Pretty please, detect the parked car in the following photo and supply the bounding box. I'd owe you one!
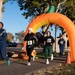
[6,42,17,47]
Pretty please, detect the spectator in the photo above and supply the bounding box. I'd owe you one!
[58,35,65,57]
[67,39,69,47]
[67,39,70,51]
[0,22,10,65]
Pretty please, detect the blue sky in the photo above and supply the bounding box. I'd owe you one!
[2,2,29,35]
[1,1,61,38]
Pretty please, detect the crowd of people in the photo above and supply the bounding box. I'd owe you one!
[0,22,68,66]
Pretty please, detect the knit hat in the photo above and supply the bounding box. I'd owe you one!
[28,28,33,31]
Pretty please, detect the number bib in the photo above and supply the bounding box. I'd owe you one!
[28,40,32,45]
[60,41,63,44]
[47,38,51,43]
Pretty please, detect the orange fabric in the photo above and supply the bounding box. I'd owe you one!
[31,50,37,56]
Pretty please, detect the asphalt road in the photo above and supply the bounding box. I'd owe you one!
[0,57,66,75]
[0,47,67,75]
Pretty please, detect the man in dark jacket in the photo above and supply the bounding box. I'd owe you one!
[0,22,10,65]
[24,28,38,66]
[43,31,55,64]
[58,35,65,57]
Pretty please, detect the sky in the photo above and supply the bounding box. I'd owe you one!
[2,2,29,35]
[1,1,61,38]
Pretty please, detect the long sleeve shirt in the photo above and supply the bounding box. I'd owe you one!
[24,33,38,47]
[44,36,55,46]
[0,29,7,41]
[58,38,65,47]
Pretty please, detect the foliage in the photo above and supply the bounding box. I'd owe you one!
[57,0,75,34]
[4,0,61,19]
[2,0,8,12]
[63,0,75,21]
[4,0,75,21]
[15,30,24,43]
[6,33,14,42]
[3,0,75,36]
[17,0,59,19]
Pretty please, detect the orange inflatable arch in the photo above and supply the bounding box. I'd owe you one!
[24,13,75,62]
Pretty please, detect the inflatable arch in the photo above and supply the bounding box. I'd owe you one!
[24,13,75,62]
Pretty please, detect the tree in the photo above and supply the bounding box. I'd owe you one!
[15,30,24,43]
[3,0,75,24]
[9,0,75,32]
[4,0,60,19]
[2,0,75,34]
[2,0,75,22]
[63,0,75,22]
[55,0,75,35]
[6,33,14,42]
[17,0,59,19]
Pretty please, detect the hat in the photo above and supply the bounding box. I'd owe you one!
[28,28,33,31]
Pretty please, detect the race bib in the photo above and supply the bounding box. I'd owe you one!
[60,41,63,44]
[47,38,51,43]
[28,40,32,45]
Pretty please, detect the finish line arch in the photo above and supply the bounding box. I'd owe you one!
[25,13,75,62]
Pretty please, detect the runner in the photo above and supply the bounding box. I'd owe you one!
[24,28,38,66]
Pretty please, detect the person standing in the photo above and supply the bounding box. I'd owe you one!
[24,28,38,66]
[58,35,65,57]
[67,39,70,51]
[0,22,10,65]
[67,39,69,48]
[43,31,55,64]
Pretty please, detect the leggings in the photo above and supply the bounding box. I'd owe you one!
[26,46,34,62]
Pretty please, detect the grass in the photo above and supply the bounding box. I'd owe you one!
[36,51,68,57]
[50,63,75,75]
[36,52,45,58]
[36,52,75,75]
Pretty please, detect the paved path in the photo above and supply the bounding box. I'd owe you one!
[0,56,66,75]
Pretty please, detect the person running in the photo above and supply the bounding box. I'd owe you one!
[58,35,65,57]
[0,22,10,65]
[24,28,38,66]
[43,31,55,64]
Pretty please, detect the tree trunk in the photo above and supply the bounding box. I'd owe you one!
[0,0,3,20]
[41,3,50,36]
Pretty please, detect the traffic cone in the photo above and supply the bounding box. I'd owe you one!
[66,51,71,64]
